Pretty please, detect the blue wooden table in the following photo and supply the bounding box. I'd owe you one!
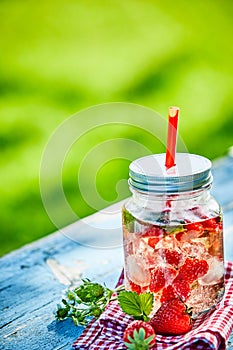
[1,153,233,350]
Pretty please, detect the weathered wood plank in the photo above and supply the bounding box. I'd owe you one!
[0,231,124,349]
[0,154,233,350]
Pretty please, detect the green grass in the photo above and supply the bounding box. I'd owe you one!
[1,0,233,256]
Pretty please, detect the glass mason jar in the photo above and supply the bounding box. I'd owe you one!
[122,153,224,317]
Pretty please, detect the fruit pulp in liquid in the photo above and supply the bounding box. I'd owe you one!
[123,211,224,316]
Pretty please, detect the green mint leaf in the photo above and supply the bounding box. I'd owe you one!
[118,291,153,321]
[118,291,142,317]
[67,291,76,301]
[138,292,153,317]
[56,306,70,320]
[122,207,135,225]
[62,298,69,306]
[166,225,185,234]
[74,282,104,302]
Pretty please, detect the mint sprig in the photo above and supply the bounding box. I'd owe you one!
[56,280,153,325]
[56,279,124,326]
[118,291,153,322]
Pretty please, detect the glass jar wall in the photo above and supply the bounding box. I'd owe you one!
[122,153,224,317]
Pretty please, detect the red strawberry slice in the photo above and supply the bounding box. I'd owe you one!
[202,217,223,233]
[175,231,185,242]
[176,223,204,242]
[160,277,191,302]
[173,277,191,301]
[178,258,209,283]
[147,237,161,249]
[149,298,192,335]
[142,226,164,248]
[202,218,218,230]
[123,320,156,348]
[186,222,204,234]
[160,258,208,302]
[129,280,142,294]
[160,285,176,303]
[157,248,183,268]
[149,267,165,293]
[149,266,176,293]
[142,226,164,238]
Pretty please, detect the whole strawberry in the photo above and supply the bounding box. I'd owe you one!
[149,298,192,335]
[123,320,156,349]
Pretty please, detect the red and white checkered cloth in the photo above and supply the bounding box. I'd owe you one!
[73,261,233,350]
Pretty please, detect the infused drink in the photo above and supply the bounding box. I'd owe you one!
[122,154,225,317]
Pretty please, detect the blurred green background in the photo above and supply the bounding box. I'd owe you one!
[1,0,233,256]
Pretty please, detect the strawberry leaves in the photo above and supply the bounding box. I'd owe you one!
[123,321,156,349]
[118,291,153,322]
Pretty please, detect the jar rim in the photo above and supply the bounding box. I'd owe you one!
[129,153,213,194]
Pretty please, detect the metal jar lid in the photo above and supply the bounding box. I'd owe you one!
[129,153,213,194]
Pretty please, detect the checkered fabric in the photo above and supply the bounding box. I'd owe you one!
[73,261,233,350]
